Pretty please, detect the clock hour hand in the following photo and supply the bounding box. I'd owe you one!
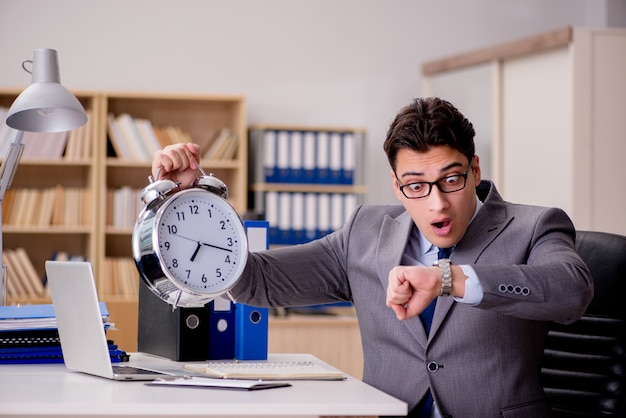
[190,241,201,261]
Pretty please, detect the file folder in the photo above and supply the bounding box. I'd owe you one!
[236,220,269,360]
[208,296,236,359]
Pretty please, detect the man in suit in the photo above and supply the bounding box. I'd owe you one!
[152,97,593,417]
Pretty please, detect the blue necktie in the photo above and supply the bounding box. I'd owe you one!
[417,247,452,418]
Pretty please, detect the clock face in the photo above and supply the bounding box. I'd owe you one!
[154,189,248,295]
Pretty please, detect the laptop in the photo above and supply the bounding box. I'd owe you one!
[46,260,178,380]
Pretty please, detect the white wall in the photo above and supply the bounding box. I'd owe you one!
[0,0,623,205]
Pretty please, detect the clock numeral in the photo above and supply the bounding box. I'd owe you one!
[188,204,199,215]
[172,259,179,268]
[227,237,233,247]
[167,224,178,234]
[220,220,226,230]
[185,270,191,279]
[215,268,222,278]
[175,211,185,221]
[201,273,207,283]
[224,255,231,264]
[163,241,171,251]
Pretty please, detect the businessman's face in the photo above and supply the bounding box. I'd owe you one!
[391,145,481,249]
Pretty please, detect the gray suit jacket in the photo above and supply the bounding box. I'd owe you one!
[232,181,593,417]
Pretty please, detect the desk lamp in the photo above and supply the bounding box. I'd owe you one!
[0,48,87,305]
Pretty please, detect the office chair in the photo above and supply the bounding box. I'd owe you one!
[542,230,626,417]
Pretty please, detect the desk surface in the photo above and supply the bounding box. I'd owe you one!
[0,353,406,418]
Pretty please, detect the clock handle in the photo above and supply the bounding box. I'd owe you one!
[149,167,162,184]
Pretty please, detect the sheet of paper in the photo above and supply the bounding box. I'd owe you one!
[146,376,291,390]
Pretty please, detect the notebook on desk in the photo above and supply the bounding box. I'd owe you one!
[45,260,178,381]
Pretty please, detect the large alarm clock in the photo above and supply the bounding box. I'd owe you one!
[132,170,248,308]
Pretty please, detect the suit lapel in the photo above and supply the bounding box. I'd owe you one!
[375,211,429,345]
[375,211,413,287]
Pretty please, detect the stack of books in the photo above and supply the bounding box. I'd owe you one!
[0,303,127,364]
[107,113,237,162]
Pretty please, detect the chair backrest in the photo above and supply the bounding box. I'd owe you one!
[542,230,626,417]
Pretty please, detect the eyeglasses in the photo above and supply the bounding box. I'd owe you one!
[396,162,473,199]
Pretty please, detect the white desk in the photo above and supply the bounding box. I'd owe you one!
[0,353,406,418]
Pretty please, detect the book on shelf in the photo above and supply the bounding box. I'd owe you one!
[3,186,89,227]
[183,360,346,381]
[102,257,139,298]
[74,108,92,160]
[115,113,152,161]
[2,248,45,299]
[107,113,133,160]
[14,248,45,297]
[203,128,234,161]
[19,131,68,160]
[2,189,15,224]
[108,187,142,229]
[107,113,202,161]
[164,125,192,145]
[134,118,162,159]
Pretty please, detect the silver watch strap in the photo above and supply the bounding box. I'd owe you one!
[434,258,452,296]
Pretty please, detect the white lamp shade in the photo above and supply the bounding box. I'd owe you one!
[5,49,87,133]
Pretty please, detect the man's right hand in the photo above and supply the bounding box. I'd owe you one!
[152,143,202,189]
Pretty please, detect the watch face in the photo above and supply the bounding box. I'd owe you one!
[154,189,248,295]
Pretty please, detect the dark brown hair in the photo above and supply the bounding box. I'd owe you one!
[383,97,475,171]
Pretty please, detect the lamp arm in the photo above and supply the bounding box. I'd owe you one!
[0,129,25,202]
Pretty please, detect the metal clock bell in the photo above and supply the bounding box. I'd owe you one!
[132,169,248,308]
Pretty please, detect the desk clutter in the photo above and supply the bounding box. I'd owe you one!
[0,303,127,364]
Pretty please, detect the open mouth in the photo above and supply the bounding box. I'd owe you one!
[433,220,449,229]
[432,219,452,235]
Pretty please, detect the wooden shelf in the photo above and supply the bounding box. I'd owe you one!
[2,90,248,350]
[250,182,367,194]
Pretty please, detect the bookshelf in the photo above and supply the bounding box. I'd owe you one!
[1,90,248,350]
[0,89,99,305]
[100,92,247,350]
[248,125,366,246]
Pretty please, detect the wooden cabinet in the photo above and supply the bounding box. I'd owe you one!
[2,90,248,351]
[423,26,626,235]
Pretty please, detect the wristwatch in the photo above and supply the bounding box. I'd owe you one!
[434,258,452,296]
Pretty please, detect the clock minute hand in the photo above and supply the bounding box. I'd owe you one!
[202,242,233,252]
